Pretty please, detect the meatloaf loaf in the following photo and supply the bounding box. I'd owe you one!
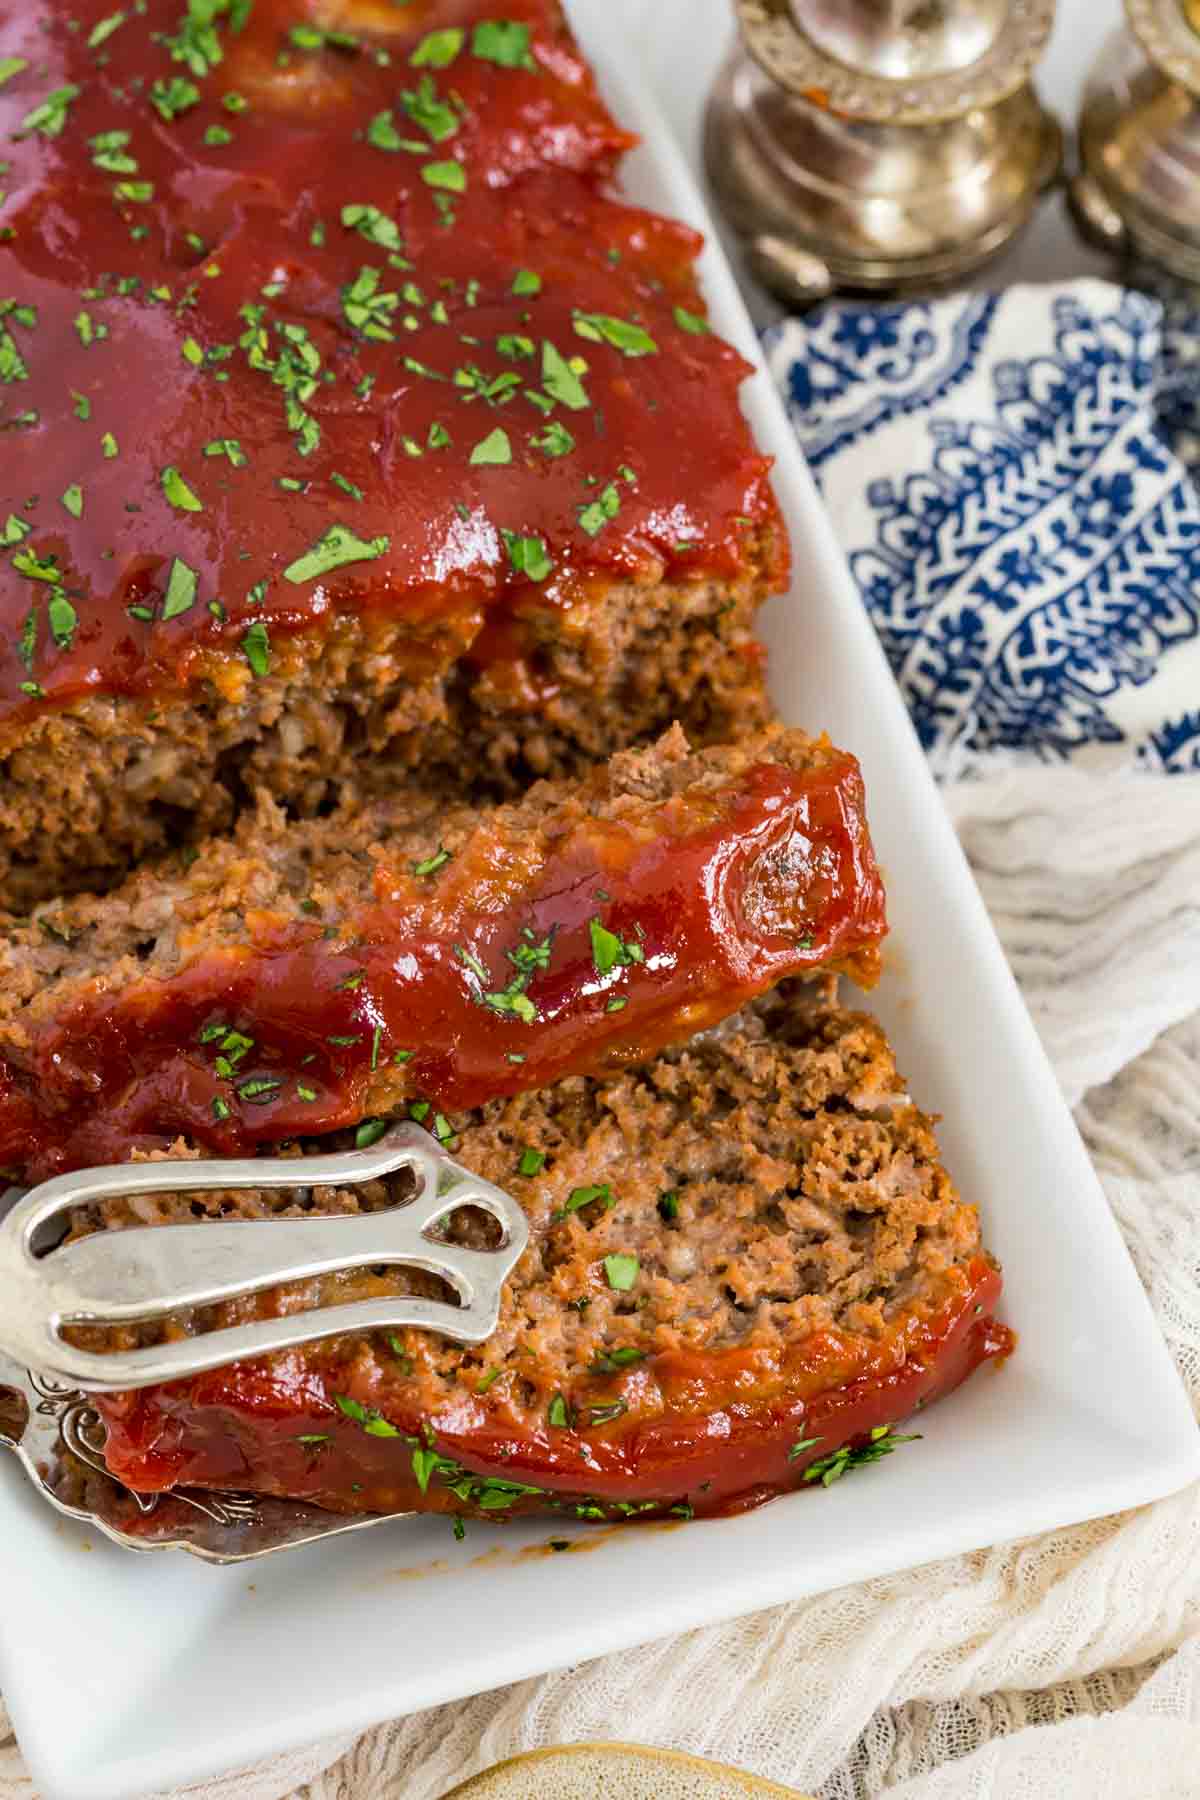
[0,0,786,905]
[77,991,1010,1523]
[0,725,886,1181]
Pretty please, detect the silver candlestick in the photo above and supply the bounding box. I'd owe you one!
[1073,0,1200,281]
[705,0,1063,303]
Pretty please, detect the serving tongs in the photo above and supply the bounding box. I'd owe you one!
[0,1124,529,1563]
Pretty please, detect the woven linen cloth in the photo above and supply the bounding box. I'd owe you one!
[3,281,1198,1800]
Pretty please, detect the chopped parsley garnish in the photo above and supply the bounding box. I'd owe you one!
[422,159,466,193]
[547,1393,572,1429]
[518,1147,546,1177]
[19,84,80,139]
[603,1253,639,1291]
[204,123,233,146]
[0,515,29,546]
[410,28,465,69]
[512,268,542,296]
[588,1346,644,1374]
[501,529,552,583]
[401,74,459,142]
[204,437,247,466]
[212,1096,232,1121]
[340,203,403,251]
[160,465,202,512]
[476,1366,504,1394]
[541,340,589,411]
[553,1182,613,1223]
[657,1189,680,1222]
[794,1425,921,1485]
[284,523,390,583]
[240,618,270,676]
[579,482,621,538]
[355,1118,389,1149]
[0,58,29,88]
[89,128,137,173]
[335,1394,401,1437]
[238,1076,283,1103]
[588,916,645,977]
[60,485,83,519]
[573,312,658,357]
[47,590,77,649]
[412,845,452,877]
[150,75,200,120]
[161,556,198,620]
[533,420,574,458]
[674,306,709,334]
[101,431,119,458]
[588,1400,628,1427]
[470,426,511,465]
[472,21,535,68]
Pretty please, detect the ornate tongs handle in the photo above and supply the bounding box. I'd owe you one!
[0,1124,529,1392]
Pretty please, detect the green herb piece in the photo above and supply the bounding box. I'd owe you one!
[365,108,406,151]
[401,73,458,142]
[340,202,403,251]
[432,1112,453,1143]
[588,1400,627,1426]
[0,514,30,546]
[554,1183,613,1223]
[800,1425,921,1486]
[532,420,573,459]
[547,1392,572,1429]
[588,916,645,977]
[409,1100,430,1123]
[657,1189,680,1222]
[603,1253,639,1292]
[14,548,59,584]
[223,90,247,111]
[476,1367,503,1394]
[578,482,620,537]
[497,334,534,361]
[240,617,270,676]
[421,159,465,193]
[470,426,511,466]
[786,1436,820,1463]
[541,340,588,411]
[394,1049,414,1065]
[295,1434,329,1446]
[427,421,451,450]
[150,74,200,119]
[47,590,77,649]
[203,437,246,466]
[161,556,197,619]
[212,1096,232,1121]
[606,996,627,1013]
[19,84,80,138]
[101,431,119,458]
[114,179,154,203]
[335,1393,400,1437]
[296,1083,318,1102]
[237,1076,282,1103]
[355,1117,388,1149]
[512,268,541,296]
[0,58,29,88]
[387,1335,414,1372]
[452,1515,466,1541]
[59,484,83,519]
[89,128,137,173]
[181,336,205,367]
[472,20,534,68]
[410,28,464,68]
[341,263,400,340]
[573,312,658,357]
[518,1147,546,1177]
[160,465,202,512]
[501,529,552,583]
[412,845,452,877]
[674,306,709,334]
[327,1034,361,1047]
[284,523,390,583]
[204,122,232,145]
[370,1024,384,1071]
[587,1347,644,1374]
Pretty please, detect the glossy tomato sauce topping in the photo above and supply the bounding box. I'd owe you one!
[0,752,886,1177]
[0,0,784,739]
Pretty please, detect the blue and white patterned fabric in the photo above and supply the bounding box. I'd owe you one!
[765,280,1200,773]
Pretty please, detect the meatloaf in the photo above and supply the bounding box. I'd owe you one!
[0,0,786,905]
[77,991,1011,1523]
[0,724,886,1181]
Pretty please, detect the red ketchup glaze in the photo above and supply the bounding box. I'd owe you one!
[0,0,786,741]
[0,754,887,1178]
[96,1261,1012,1522]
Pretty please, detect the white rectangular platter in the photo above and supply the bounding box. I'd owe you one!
[3,7,1197,1797]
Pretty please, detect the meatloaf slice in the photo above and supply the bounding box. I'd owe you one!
[0,725,886,1181]
[79,992,1011,1524]
[0,2,785,905]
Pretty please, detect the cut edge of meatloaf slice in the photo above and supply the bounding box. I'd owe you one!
[0,723,887,1180]
[0,533,780,911]
[73,989,1011,1524]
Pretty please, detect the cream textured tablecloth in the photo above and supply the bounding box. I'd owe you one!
[3,144,1199,1800]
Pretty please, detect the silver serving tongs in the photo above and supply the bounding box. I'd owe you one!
[0,1124,530,1562]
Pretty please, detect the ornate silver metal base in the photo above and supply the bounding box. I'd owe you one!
[705,49,1063,303]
